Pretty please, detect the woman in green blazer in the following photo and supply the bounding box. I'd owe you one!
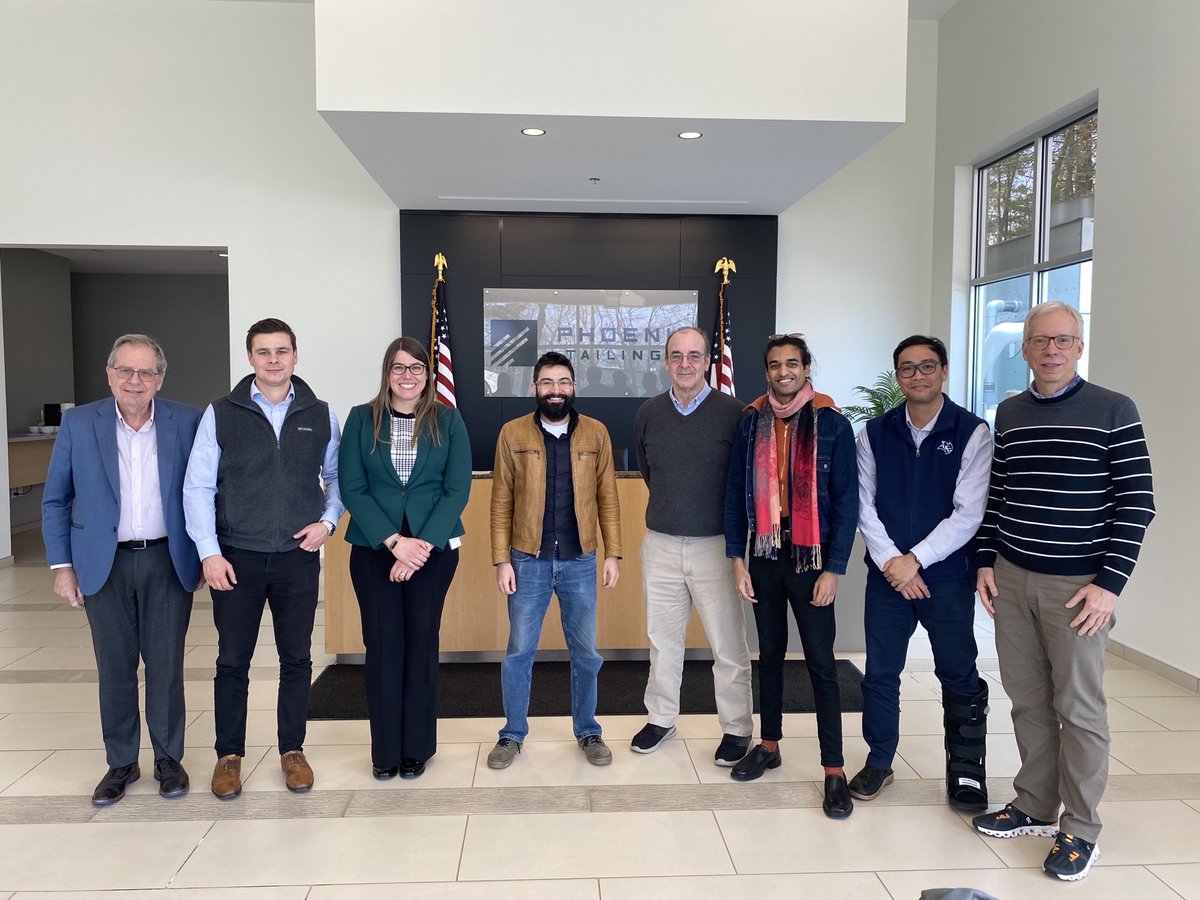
[339,336,471,779]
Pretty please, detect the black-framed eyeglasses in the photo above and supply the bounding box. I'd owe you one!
[390,363,427,376]
[895,361,942,378]
[109,366,161,382]
[1024,335,1080,351]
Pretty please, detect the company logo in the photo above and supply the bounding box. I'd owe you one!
[489,320,539,367]
[937,440,954,455]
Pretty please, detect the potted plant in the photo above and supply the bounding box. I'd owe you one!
[841,371,905,423]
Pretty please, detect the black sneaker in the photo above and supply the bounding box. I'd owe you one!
[153,757,190,799]
[1044,832,1099,881]
[630,723,676,754]
[972,803,1058,838]
[847,764,894,801]
[713,734,751,767]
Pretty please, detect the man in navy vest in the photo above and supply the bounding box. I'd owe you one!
[849,335,991,810]
[184,318,343,799]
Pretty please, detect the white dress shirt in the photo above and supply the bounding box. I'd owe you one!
[115,400,168,542]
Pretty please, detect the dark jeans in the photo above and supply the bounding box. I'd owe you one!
[212,545,319,757]
[86,542,193,767]
[748,552,844,767]
[861,577,980,768]
[350,543,459,767]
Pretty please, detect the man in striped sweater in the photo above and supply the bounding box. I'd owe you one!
[972,302,1155,882]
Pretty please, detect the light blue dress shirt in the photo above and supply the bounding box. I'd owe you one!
[669,381,711,416]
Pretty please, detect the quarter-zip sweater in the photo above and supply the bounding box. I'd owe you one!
[863,396,985,588]
[212,374,331,553]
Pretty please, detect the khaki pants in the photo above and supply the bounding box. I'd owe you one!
[640,530,753,736]
[994,555,1112,841]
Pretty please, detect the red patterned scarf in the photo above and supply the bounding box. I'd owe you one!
[751,383,823,572]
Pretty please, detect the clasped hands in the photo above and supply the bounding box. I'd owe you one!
[883,552,930,600]
[387,535,433,583]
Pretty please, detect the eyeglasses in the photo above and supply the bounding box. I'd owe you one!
[536,378,575,390]
[109,366,161,382]
[895,361,942,379]
[1025,334,1080,351]
[768,332,805,341]
[389,363,427,376]
[667,351,707,364]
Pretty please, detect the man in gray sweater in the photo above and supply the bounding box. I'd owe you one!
[631,326,753,765]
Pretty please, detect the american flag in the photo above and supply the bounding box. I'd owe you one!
[708,278,736,395]
[430,272,456,408]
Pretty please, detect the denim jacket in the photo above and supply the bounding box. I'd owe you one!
[723,394,859,574]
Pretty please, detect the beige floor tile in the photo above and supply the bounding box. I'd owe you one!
[436,715,509,743]
[899,672,943,701]
[895,697,1014,735]
[1107,698,1172,731]
[0,626,93,648]
[694,735,921,786]
[0,750,52,792]
[242,742,477,792]
[474,737,699,787]
[459,810,733,880]
[3,646,102,670]
[9,891,309,900]
[0,611,89,629]
[303,717,373,745]
[717,805,999,873]
[879,865,1183,898]
[3,748,151,797]
[980,671,1008,698]
[0,821,212,891]
[896,731,1022,779]
[1105,669,1195,698]
[1108,756,1138,777]
[1148,862,1200,899]
[0,712,110,750]
[1109,731,1200,774]
[1106,651,1141,669]
[600,872,893,899]
[309,881,599,900]
[981,799,1200,867]
[0,648,37,668]
[0,682,106,714]
[1118,696,1200,731]
[172,815,466,887]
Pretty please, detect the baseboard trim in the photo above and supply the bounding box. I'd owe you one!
[1109,640,1200,693]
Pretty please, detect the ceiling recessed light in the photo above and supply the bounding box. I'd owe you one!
[521,128,546,136]
[678,131,703,140]
[217,251,229,258]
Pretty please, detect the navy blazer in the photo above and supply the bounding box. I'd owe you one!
[42,398,202,596]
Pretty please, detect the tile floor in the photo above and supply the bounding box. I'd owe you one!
[2,530,1199,899]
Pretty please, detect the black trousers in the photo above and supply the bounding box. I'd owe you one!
[86,542,193,767]
[349,544,459,767]
[748,551,844,767]
[212,546,320,757]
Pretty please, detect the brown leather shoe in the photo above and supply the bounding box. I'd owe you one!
[211,754,242,800]
[280,750,313,792]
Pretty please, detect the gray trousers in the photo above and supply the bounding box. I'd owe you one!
[85,543,193,767]
[993,555,1111,841]
[640,530,753,736]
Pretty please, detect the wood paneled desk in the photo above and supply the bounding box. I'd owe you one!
[8,435,55,488]
[323,474,713,655]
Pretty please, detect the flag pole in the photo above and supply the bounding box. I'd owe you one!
[431,252,447,358]
[712,256,736,394]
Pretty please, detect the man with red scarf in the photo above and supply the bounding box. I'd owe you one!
[723,334,859,818]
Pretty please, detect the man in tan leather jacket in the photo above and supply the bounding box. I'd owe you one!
[487,351,622,769]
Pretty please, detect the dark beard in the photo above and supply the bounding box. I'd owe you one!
[537,393,574,423]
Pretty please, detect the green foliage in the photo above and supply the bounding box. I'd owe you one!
[842,370,905,423]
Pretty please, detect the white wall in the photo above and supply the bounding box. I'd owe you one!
[931,0,1200,677]
[776,20,940,408]
[0,0,401,423]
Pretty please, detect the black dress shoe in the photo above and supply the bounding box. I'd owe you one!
[730,744,781,782]
[373,765,399,780]
[92,763,141,806]
[823,773,854,819]
[154,757,190,798]
[399,757,425,778]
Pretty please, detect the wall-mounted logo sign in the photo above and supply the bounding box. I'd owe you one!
[483,288,697,398]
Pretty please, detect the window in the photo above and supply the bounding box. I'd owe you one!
[969,111,1097,423]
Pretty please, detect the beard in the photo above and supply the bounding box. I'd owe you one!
[536,392,574,423]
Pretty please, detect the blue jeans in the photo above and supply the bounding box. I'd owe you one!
[861,576,980,769]
[500,547,603,742]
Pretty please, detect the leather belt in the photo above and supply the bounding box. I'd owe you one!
[116,537,169,550]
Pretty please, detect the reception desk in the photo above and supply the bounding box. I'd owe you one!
[323,474,868,657]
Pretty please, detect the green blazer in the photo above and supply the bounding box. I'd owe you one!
[338,402,471,550]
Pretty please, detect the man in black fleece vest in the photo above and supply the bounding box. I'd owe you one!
[184,318,343,799]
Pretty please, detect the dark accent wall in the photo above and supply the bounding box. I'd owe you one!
[71,273,230,410]
[400,213,778,470]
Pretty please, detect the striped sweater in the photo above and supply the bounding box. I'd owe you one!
[976,380,1154,595]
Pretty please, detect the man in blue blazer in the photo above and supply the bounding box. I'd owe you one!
[42,334,201,806]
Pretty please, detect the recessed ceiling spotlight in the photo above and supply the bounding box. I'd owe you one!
[678,131,703,140]
[217,251,229,258]
[521,128,546,136]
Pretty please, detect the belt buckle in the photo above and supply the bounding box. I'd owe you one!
[129,539,149,550]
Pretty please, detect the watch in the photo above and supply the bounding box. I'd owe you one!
[322,519,336,536]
